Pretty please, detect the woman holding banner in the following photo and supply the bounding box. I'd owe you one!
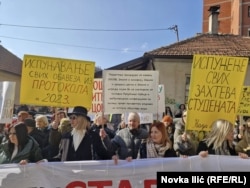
[139,121,176,158]
[0,122,43,164]
[197,119,248,159]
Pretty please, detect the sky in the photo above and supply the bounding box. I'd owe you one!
[0,0,203,69]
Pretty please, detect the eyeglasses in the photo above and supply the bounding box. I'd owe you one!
[69,116,77,120]
[9,132,17,135]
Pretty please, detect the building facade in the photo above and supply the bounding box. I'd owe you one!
[0,45,22,105]
[203,0,250,36]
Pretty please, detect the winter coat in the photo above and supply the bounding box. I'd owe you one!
[111,127,148,159]
[173,119,185,142]
[29,128,45,149]
[0,136,43,164]
[49,130,112,161]
[90,124,116,139]
[40,126,61,160]
[235,137,250,156]
[197,140,237,156]
[173,120,196,156]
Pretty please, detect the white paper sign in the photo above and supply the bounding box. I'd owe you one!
[103,70,159,114]
[0,81,16,123]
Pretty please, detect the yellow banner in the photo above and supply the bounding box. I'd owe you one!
[20,55,95,108]
[237,86,250,116]
[186,54,248,131]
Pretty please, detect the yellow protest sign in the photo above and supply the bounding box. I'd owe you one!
[186,54,248,131]
[237,86,250,116]
[20,55,95,108]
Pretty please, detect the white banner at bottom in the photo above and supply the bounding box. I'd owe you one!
[0,155,250,188]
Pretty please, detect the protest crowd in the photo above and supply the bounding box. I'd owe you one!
[0,103,249,165]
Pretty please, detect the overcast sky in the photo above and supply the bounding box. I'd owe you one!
[0,0,203,69]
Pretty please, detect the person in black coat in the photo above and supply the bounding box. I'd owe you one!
[48,106,112,161]
[24,118,45,150]
[90,114,115,139]
[197,119,248,159]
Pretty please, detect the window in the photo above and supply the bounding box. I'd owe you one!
[248,29,250,37]
[248,6,250,17]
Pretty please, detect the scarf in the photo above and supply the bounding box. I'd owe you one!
[214,141,231,155]
[146,139,170,158]
[71,129,86,151]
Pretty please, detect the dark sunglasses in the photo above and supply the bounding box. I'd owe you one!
[69,116,78,120]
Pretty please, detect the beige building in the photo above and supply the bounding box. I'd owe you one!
[96,33,250,112]
[0,45,22,105]
[96,8,250,112]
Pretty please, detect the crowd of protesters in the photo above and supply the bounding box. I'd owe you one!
[0,103,249,165]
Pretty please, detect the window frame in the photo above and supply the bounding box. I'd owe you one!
[185,74,191,103]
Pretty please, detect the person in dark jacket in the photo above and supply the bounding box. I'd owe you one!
[197,119,248,159]
[174,104,186,118]
[90,114,115,139]
[35,114,61,160]
[111,112,148,160]
[139,121,177,158]
[24,118,45,150]
[48,106,112,161]
[0,122,43,164]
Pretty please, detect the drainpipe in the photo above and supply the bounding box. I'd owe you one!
[239,0,242,35]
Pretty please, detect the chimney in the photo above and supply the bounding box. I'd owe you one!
[208,5,220,34]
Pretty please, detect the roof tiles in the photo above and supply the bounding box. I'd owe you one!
[145,33,250,57]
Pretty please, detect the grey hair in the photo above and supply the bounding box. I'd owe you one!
[128,112,140,123]
[35,115,49,127]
